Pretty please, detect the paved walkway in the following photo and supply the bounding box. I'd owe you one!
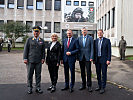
[0,51,133,100]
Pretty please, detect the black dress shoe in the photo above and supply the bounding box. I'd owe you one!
[51,86,56,93]
[88,87,93,92]
[100,88,105,94]
[61,87,69,91]
[47,85,53,91]
[79,86,86,90]
[27,89,32,94]
[36,89,43,94]
[95,87,101,91]
[69,88,74,93]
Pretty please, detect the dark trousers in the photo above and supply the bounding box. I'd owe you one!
[79,57,92,87]
[64,61,75,88]
[95,57,107,89]
[27,62,42,89]
[119,48,125,60]
[0,43,2,51]
[8,44,11,52]
[48,61,59,86]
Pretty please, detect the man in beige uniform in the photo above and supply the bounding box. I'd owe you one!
[119,36,127,60]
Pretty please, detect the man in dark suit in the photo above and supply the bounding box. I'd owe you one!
[23,26,45,94]
[94,29,111,94]
[77,27,93,92]
[61,29,79,93]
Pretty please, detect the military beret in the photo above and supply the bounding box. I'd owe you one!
[32,26,42,31]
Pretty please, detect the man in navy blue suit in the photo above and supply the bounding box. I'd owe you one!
[77,27,93,92]
[94,29,111,94]
[61,29,79,93]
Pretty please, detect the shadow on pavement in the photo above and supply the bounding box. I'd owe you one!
[0,82,133,100]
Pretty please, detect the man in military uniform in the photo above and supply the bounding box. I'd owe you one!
[23,26,45,94]
[119,36,127,60]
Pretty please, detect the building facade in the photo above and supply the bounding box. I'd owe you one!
[0,0,97,42]
[0,0,62,41]
[96,0,133,57]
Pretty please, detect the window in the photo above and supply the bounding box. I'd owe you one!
[107,11,110,30]
[8,0,14,8]
[0,20,4,31]
[74,1,79,6]
[36,0,43,10]
[89,1,94,6]
[26,21,33,32]
[7,20,14,23]
[111,7,115,28]
[104,14,106,31]
[45,0,52,10]
[66,1,71,5]
[54,22,60,33]
[81,1,86,6]
[27,0,33,9]
[102,17,104,30]
[35,21,42,32]
[45,22,51,33]
[17,0,24,9]
[0,0,4,8]
[54,0,61,11]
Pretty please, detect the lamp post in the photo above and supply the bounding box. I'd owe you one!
[41,26,48,40]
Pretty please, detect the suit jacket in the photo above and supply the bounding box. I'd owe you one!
[46,41,61,64]
[94,37,111,63]
[78,35,94,61]
[23,37,45,63]
[62,37,79,63]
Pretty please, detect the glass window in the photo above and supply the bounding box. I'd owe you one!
[0,20,4,31]
[107,11,110,30]
[0,0,5,8]
[36,0,43,10]
[66,1,71,5]
[26,21,33,32]
[17,0,24,9]
[89,2,94,6]
[8,0,14,8]
[111,7,115,28]
[54,22,60,33]
[27,0,33,9]
[81,1,86,6]
[54,0,61,11]
[45,0,52,10]
[74,1,79,6]
[45,22,51,33]
[104,14,106,31]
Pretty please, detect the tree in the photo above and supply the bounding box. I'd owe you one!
[0,22,30,47]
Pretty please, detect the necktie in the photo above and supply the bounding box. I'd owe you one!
[98,39,102,56]
[67,38,70,48]
[83,37,86,47]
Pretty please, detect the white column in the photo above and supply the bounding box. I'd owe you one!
[14,0,17,22]
[51,0,55,34]
[23,0,27,24]
[4,0,8,23]
[33,0,36,26]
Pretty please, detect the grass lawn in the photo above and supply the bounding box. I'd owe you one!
[126,56,133,60]
[2,47,24,50]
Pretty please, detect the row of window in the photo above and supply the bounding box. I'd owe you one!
[97,7,115,30]
[66,1,94,6]
[0,20,61,33]
[0,0,61,10]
